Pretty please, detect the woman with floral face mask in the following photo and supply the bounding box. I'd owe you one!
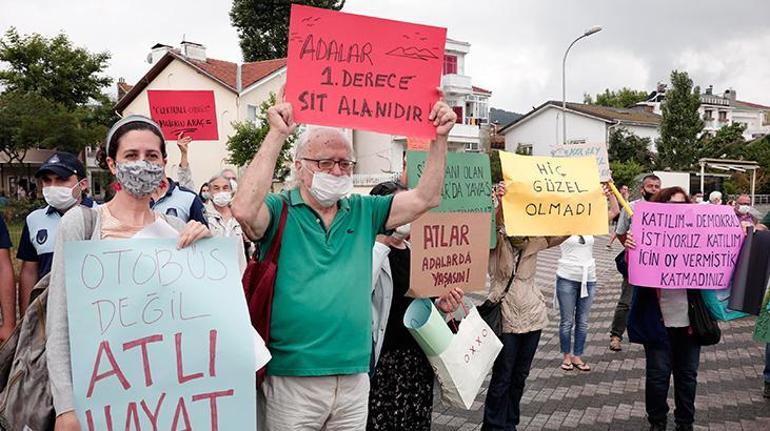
[46,115,211,431]
[206,173,248,271]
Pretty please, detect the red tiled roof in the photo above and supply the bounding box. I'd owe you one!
[242,58,287,88]
[115,51,287,112]
[185,56,238,90]
[734,100,770,110]
[472,85,492,94]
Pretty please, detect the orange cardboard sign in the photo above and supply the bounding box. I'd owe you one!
[407,137,431,151]
[408,212,491,298]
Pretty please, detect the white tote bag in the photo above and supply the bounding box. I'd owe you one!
[426,307,503,409]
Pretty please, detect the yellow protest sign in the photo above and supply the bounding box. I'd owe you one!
[499,152,608,236]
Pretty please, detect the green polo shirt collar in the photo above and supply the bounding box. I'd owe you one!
[288,187,351,212]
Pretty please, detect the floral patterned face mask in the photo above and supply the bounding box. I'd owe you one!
[115,160,165,198]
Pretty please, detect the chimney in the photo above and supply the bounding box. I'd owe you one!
[724,88,736,104]
[148,43,172,64]
[181,40,206,62]
[117,77,129,100]
[705,85,713,96]
[656,82,667,93]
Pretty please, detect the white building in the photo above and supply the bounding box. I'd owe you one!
[351,38,492,189]
[636,85,770,140]
[499,101,661,157]
[113,41,287,192]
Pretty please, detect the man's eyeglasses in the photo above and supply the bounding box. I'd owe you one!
[302,158,357,171]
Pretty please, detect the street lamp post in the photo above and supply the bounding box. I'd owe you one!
[562,25,603,144]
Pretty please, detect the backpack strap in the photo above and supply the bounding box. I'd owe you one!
[82,206,98,239]
[264,200,289,264]
[500,246,524,297]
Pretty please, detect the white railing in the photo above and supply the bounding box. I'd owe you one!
[450,123,481,141]
[352,173,400,187]
[441,74,472,93]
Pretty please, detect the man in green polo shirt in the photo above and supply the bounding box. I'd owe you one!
[233,97,456,430]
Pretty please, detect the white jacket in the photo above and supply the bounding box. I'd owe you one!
[371,242,393,367]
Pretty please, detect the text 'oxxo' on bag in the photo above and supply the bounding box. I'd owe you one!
[405,299,503,410]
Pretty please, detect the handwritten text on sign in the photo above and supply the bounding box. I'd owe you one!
[500,152,608,236]
[64,238,256,430]
[409,212,490,298]
[407,151,495,247]
[286,5,446,138]
[407,151,493,213]
[146,90,219,140]
[550,141,611,182]
[628,202,744,289]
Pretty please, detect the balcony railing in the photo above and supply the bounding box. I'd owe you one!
[352,173,400,187]
[441,74,472,94]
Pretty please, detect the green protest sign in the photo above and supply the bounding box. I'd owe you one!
[406,151,495,248]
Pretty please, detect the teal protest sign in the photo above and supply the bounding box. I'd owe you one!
[64,238,257,430]
[406,151,495,247]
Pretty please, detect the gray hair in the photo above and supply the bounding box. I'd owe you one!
[709,191,722,203]
[294,126,354,160]
[286,127,354,189]
[207,173,231,187]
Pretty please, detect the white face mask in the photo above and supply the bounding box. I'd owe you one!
[43,184,79,210]
[695,197,703,204]
[212,191,233,207]
[392,223,411,240]
[737,205,751,215]
[309,172,353,207]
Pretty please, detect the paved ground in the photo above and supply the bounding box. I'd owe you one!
[431,237,770,430]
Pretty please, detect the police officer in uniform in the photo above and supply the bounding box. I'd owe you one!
[17,152,96,313]
[150,175,208,226]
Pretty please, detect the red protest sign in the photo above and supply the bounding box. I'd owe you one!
[147,90,219,140]
[286,4,446,139]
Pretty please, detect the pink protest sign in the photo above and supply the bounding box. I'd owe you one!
[285,4,446,139]
[628,202,744,289]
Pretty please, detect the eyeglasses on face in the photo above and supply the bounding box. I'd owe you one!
[301,158,357,171]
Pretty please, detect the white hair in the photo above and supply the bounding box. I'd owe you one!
[285,126,355,189]
[709,190,722,203]
[208,173,230,186]
[294,126,353,160]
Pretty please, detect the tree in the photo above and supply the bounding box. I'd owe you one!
[724,135,770,194]
[489,150,502,183]
[0,27,112,108]
[584,87,650,108]
[230,0,345,62]
[0,29,115,159]
[609,160,646,190]
[227,93,296,181]
[697,122,746,160]
[656,70,704,170]
[607,127,655,169]
[0,91,87,162]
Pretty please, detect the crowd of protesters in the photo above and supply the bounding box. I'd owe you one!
[0,95,769,431]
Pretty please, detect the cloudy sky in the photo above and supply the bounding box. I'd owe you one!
[2,0,769,114]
